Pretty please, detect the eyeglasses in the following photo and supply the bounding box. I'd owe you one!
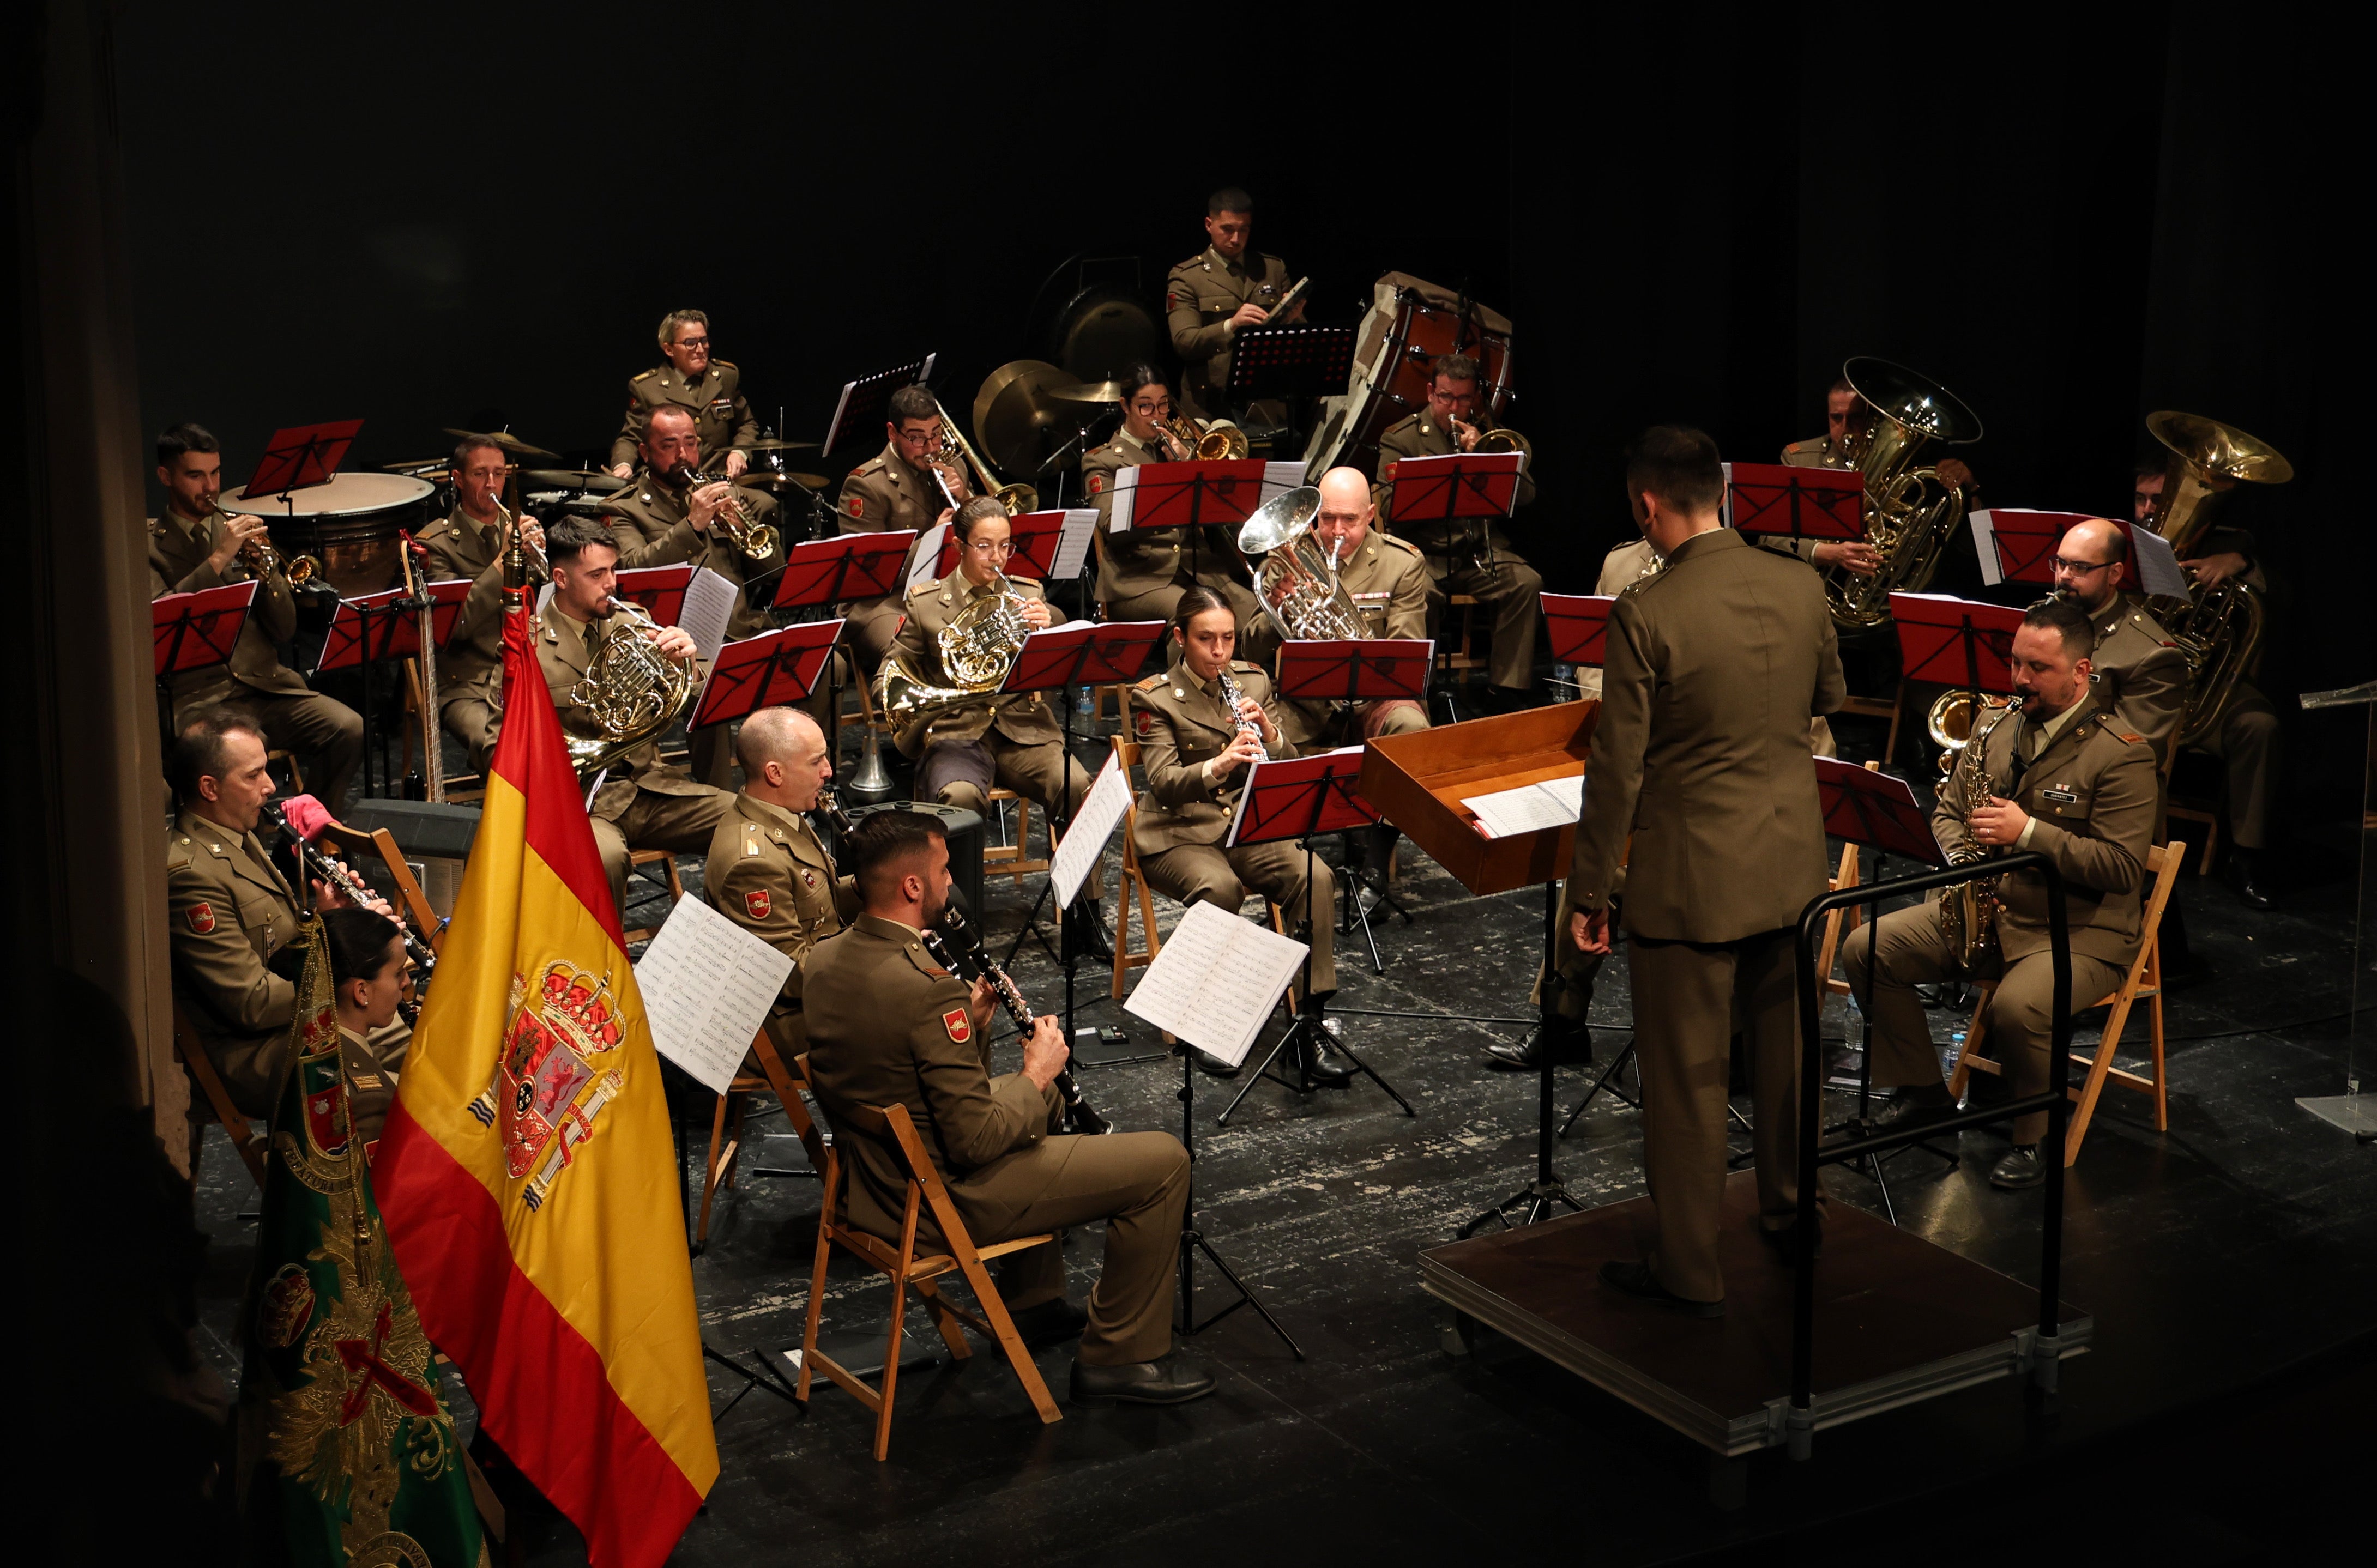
[675,336,710,350]
[963,538,1013,555]
[1131,401,1173,417]
[2050,556,2114,576]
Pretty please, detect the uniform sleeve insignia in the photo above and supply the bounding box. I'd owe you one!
[942,1008,972,1043]
[185,901,216,934]
[847,494,864,519]
[745,889,771,919]
[1087,473,1105,495]
[1166,291,1181,310]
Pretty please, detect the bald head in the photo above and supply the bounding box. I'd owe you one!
[737,706,831,811]
[2052,516,2129,614]
[1313,466,1376,557]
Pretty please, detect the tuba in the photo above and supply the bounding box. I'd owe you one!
[1820,357,1983,631]
[1935,694,2023,971]
[876,573,1034,755]
[1237,485,1367,643]
[2141,411,2290,746]
[563,598,701,779]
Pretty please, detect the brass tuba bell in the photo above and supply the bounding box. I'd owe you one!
[1821,357,1983,631]
[2142,411,2289,747]
[1237,485,1367,643]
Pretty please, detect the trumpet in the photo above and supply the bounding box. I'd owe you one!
[491,495,548,577]
[931,397,1037,516]
[216,506,322,585]
[1156,413,1250,462]
[676,467,779,561]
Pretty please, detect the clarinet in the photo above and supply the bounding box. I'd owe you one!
[1215,664,1270,762]
[262,804,438,979]
[925,906,1111,1136]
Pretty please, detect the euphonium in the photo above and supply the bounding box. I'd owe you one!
[2141,411,2290,747]
[932,397,1037,515]
[1820,357,1983,631]
[563,597,701,779]
[1935,694,2023,972]
[1160,413,1250,462]
[876,572,1034,756]
[1237,485,1366,643]
[677,467,780,561]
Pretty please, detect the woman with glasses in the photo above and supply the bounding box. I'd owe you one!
[1081,364,1263,641]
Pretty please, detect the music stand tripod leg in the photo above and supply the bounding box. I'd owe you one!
[1558,1037,1642,1139]
[1458,879,1585,1237]
[1174,1042,1304,1357]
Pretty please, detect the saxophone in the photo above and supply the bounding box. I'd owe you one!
[1936,695,2023,972]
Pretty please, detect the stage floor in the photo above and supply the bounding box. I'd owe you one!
[186,721,2377,1564]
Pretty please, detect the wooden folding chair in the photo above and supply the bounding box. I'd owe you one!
[982,788,1052,886]
[696,1028,825,1250]
[315,818,444,954]
[1437,592,1486,675]
[173,1003,266,1188]
[795,1077,1061,1460]
[1835,685,1909,766]
[619,849,687,945]
[1948,842,2183,1165]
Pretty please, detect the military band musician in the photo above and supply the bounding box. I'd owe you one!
[415,433,545,774]
[1081,364,1263,644]
[833,384,969,672]
[608,307,760,480]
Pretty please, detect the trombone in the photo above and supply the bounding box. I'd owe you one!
[931,396,1037,516]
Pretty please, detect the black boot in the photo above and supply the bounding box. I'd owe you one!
[2228,847,2275,911]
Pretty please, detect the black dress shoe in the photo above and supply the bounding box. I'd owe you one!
[1008,1297,1089,1349]
[1597,1260,1725,1318]
[1486,1018,1592,1071]
[1989,1145,2046,1190]
[2228,849,2276,911]
[1758,1217,1824,1264]
[1871,1086,1958,1133]
[1303,1024,1356,1085]
[1069,1351,1217,1407]
[1192,1048,1240,1079]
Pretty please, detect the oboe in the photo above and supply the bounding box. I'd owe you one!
[262,804,438,978]
[925,906,1111,1136]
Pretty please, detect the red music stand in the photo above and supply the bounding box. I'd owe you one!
[1971,507,2140,592]
[999,620,1168,696]
[821,355,934,459]
[1723,461,1864,547]
[1275,639,1433,706]
[1815,758,1943,867]
[1385,451,1527,530]
[242,419,365,500]
[770,530,917,612]
[316,586,433,674]
[612,564,695,625]
[154,580,258,677]
[1890,592,2025,698]
[1541,594,1617,666]
[690,620,843,730]
[932,508,1069,579]
[1119,459,1270,531]
[1215,746,1413,1122]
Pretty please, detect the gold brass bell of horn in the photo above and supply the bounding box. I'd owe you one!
[216,506,323,585]
[680,468,780,561]
[2142,410,2290,747]
[563,598,701,779]
[1161,413,1250,461]
[933,395,1037,516]
[1237,485,1367,643]
[875,573,1035,756]
[1821,356,1983,631]
[1924,687,2010,776]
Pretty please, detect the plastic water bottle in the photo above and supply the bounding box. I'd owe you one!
[1552,663,1574,702]
[1075,686,1094,718]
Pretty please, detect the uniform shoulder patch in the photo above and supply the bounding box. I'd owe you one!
[942,1008,972,1043]
[1087,472,1105,495]
[745,888,771,919]
[184,901,216,934]
[844,494,864,520]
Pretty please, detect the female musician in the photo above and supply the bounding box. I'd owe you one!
[1126,587,1345,1079]
[1081,365,1263,641]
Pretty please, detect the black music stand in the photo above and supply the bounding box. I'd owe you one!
[1214,748,1416,1125]
[688,620,842,731]
[821,355,934,459]
[315,585,432,799]
[1723,461,1864,550]
[988,621,1168,1010]
[1222,324,1354,449]
[1274,638,1433,962]
[769,531,916,764]
[611,564,696,626]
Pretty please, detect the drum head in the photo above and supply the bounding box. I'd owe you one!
[1048,286,1159,383]
[222,471,435,516]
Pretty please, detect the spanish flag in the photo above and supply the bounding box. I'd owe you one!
[375,597,717,1567]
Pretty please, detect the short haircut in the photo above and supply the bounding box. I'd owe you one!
[657,308,709,348]
[323,906,404,991]
[846,809,945,904]
[2133,456,2168,482]
[952,495,1009,541]
[2023,594,2097,659]
[1208,186,1253,216]
[1172,583,1235,638]
[1829,376,1856,398]
[171,705,263,800]
[887,384,940,427]
[544,517,619,570]
[1120,362,1170,403]
[645,402,697,436]
[156,422,220,467]
[1433,353,1481,388]
[735,706,820,774]
[451,433,505,469]
[1625,425,1724,516]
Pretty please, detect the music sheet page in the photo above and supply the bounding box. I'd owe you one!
[633,895,793,1095]
[1462,774,1584,839]
[1122,898,1308,1067]
[679,566,739,663]
[1052,752,1131,907]
[1051,508,1099,579]
[2128,525,2192,599]
[906,522,949,594]
[1109,468,1138,531]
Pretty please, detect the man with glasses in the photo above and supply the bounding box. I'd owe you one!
[609,308,761,479]
[416,434,545,772]
[2047,516,2188,766]
[885,497,1105,949]
[836,383,970,672]
[1081,363,1262,640]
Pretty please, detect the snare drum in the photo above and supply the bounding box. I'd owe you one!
[222,472,437,596]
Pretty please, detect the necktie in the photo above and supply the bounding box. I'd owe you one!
[2006,719,2033,791]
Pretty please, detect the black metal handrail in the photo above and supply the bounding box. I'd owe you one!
[1787,851,2071,1455]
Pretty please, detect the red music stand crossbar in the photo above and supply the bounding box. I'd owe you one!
[1890,593,2026,696]
[1723,461,1863,544]
[691,620,843,729]
[1541,594,1616,666]
[154,580,258,677]
[1814,758,1943,866]
[999,621,1168,696]
[933,509,1068,579]
[773,531,918,611]
[243,419,365,499]
[1386,451,1526,529]
[612,565,695,625]
[1275,639,1433,705]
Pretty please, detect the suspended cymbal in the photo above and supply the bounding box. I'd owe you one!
[381,457,451,474]
[441,427,560,459]
[1048,378,1127,404]
[735,470,828,491]
[741,437,821,452]
[520,468,627,492]
[976,359,1091,476]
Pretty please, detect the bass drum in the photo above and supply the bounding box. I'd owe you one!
[221,472,436,597]
[1302,271,1515,479]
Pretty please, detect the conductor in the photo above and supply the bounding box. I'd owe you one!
[1567,427,1846,1315]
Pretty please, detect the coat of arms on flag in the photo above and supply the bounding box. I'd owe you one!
[464,960,627,1208]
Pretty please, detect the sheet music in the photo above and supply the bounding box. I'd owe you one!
[536,581,554,617]
[2128,524,2191,599]
[1263,459,1310,493]
[1970,508,2005,585]
[633,895,793,1095]
[1462,774,1584,839]
[1122,898,1308,1067]
[1051,508,1099,579]
[1108,467,1137,532]
[1051,753,1131,908]
[907,522,950,594]
[678,566,739,663]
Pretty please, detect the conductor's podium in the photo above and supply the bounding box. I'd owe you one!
[1422,1171,2091,1500]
